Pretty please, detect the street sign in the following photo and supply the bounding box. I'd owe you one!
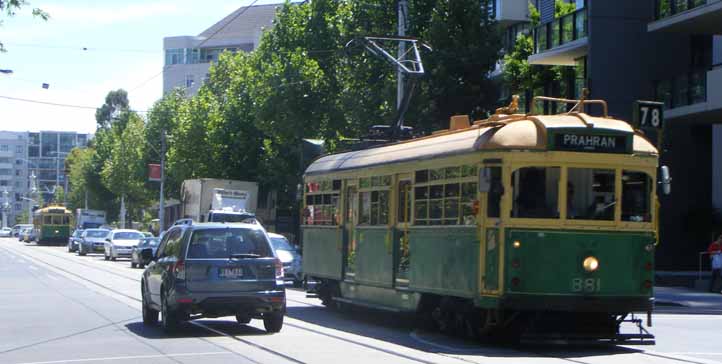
[148,164,161,182]
[633,100,664,129]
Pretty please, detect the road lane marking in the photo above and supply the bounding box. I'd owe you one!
[28,265,38,271]
[11,351,232,364]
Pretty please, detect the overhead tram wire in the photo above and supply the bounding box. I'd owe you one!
[196,0,260,49]
[3,43,158,54]
[0,95,149,113]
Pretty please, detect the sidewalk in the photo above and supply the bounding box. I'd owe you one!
[654,286,722,314]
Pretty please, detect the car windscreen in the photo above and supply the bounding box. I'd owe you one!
[113,232,143,240]
[210,213,255,223]
[270,237,294,251]
[140,238,160,247]
[85,230,109,238]
[187,228,273,259]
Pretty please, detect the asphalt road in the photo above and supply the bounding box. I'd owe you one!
[1,237,721,364]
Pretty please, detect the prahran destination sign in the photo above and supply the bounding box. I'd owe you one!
[552,132,628,153]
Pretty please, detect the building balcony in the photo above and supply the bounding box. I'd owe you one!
[654,65,722,122]
[494,0,529,27]
[0,163,12,170]
[528,8,588,66]
[649,0,722,34]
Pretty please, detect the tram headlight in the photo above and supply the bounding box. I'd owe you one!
[513,241,521,249]
[583,256,599,272]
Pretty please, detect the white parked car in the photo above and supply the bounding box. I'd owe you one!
[104,229,144,261]
[0,227,12,237]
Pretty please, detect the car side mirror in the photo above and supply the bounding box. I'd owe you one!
[140,248,155,263]
[105,238,111,242]
[659,165,671,195]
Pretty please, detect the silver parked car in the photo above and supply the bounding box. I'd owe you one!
[104,229,144,261]
[78,229,111,256]
[67,229,83,253]
[0,227,11,237]
[268,233,303,286]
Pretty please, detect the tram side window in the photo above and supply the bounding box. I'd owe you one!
[511,167,560,218]
[43,215,52,224]
[622,171,652,222]
[567,168,615,221]
[359,190,389,225]
[304,193,340,225]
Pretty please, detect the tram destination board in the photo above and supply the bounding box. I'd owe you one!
[550,130,631,154]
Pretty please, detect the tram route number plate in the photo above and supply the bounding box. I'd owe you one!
[571,278,601,293]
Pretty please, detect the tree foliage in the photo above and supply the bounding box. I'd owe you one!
[73,0,504,218]
[0,0,48,51]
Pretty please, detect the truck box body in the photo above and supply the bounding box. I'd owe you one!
[181,179,258,222]
[76,209,107,229]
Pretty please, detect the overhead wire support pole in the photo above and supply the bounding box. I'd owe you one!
[345,36,431,141]
[397,0,408,111]
[159,129,166,234]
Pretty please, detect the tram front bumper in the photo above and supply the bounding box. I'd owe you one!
[501,294,654,313]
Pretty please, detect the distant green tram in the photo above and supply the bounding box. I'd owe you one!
[302,97,667,344]
[33,205,73,245]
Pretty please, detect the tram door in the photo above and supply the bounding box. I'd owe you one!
[481,165,503,293]
[344,184,358,281]
[395,179,412,288]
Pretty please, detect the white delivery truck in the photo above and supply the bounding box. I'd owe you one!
[180,179,259,223]
[76,209,107,230]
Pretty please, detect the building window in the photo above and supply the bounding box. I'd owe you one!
[15,170,20,176]
[41,132,59,157]
[15,145,23,154]
[0,169,11,175]
[0,145,7,152]
[165,48,184,65]
[29,133,40,145]
[60,134,75,153]
[0,180,7,186]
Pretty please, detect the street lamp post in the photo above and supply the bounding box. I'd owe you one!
[27,172,37,225]
[1,188,10,228]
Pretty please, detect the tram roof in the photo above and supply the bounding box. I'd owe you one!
[305,113,657,176]
[34,205,72,214]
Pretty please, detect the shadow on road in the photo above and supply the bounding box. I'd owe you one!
[284,305,645,359]
[125,319,269,339]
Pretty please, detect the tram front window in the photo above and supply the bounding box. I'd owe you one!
[622,171,652,222]
[567,168,615,221]
[511,167,560,218]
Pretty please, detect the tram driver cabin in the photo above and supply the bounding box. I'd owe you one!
[301,98,666,343]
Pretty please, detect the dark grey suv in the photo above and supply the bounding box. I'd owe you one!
[140,223,286,333]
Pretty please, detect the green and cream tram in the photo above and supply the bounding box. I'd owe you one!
[33,205,74,245]
[301,96,665,344]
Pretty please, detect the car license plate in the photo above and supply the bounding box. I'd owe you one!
[219,268,244,279]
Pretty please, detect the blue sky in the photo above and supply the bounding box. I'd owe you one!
[0,0,284,133]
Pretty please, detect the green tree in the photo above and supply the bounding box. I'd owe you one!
[95,89,130,130]
[101,114,147,227]
[502,1,579,111]
[0,0,48,51]
[52,186,65,204]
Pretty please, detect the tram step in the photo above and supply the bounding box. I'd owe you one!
[332,297,411,314]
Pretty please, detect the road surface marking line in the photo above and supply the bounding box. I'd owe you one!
[12,351,231,364]
[667,353,722,356]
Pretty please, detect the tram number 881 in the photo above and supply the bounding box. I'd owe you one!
[571,278,601,293]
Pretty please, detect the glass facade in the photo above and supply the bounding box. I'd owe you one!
[164,46,251,66]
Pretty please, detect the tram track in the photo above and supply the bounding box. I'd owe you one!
[5,242,716,364]
[0,243,458,364]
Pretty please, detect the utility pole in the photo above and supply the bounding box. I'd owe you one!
[28,172,37,225]
[158,129,166,234]
[397,0,408,110]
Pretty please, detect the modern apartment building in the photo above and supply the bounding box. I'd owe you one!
[27,131,91,205]
[162,3,279,96]
[0,131,91,224]
[0,131,29,225]
[496,0,722,269]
